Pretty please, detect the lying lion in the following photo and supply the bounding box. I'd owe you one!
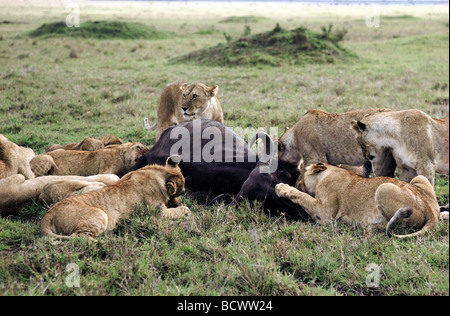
[276,109,397,178]
[144,83,223,140]
[45,135,123,152]
[1,134,35,180]
[30,142,148,177]
[351,109,449,187]
[275,163,441,239]
[41,155,191,240]
[0,173,119,217]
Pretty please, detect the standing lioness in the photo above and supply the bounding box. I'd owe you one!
[351,110,449,187]
[277,109,397,178]
[41,155,191,240]
[144,83,223,140]
[276,163,441,238]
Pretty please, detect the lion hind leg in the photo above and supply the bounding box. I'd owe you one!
[42,205,109,241]
[377,182,439,239]
[71,208,109,239]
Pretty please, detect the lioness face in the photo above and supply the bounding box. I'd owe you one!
[123,142,149,167]
[297,163,328,197]
[180,83,218,120]
[277,128,301,165]
[351,120,378,161]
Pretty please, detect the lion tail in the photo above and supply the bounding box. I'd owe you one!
[144,118,157,131]
[386,206,438,239]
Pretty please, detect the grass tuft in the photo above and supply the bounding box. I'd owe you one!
[28,21,171,40]
[171,24,354,67]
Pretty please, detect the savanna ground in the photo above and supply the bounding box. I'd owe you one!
[0,1,448,296]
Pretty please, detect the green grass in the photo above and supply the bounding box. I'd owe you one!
[0,3,448,296]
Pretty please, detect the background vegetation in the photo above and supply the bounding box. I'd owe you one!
[0,2,448,296]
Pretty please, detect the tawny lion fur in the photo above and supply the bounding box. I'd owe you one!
[277,109,397,177]
[30,142,149,177]
[0,173,119,217]
[351,109,449,187]
[45,135,123,152]
[0,134,35,180]
[275,163,441,239]
[144,83,223,140]
[41,156,190,240]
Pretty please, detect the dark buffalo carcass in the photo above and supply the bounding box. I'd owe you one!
[133,119,260,194]
[210,133,306,219]
[133,119,305,218]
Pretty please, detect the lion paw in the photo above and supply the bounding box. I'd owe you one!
[163,206,191,219]
[275,183,293,198]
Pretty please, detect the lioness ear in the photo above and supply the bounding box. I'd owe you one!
[351,120,366,133]
[166,181,177,196]
[166,154,181,168]
[208,85,219,98]
[310,163,327,174]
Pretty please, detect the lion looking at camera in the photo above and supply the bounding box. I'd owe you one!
[144,83,223,140]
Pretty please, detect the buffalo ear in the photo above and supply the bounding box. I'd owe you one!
[351,120,366,133]
[310,163,327,174]
[277,140,285,153]
[166,154,181,168]
[208,85,219,98]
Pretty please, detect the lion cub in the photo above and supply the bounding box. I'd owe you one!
[1,134,35,180]
[45,135,123,152]
[30,142,148,177]
[144,83,223,140]
[41,155,191,240]
[276,163,441,238]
